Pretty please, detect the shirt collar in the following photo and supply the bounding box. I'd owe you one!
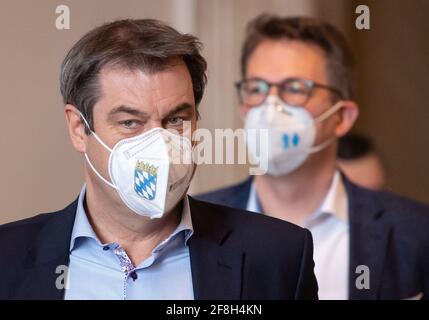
[304,170,349,225]
[69,184,194,251]
[246,181,262,213]
[246,170,349,223]
[160,194,194,248]
[69,185,99,250]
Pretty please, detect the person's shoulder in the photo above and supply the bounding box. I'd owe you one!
[190,197,310,251]
[0,212,59,269]
[195,180,247,198]
[0,201,78,256]
[347,180,429,235]
[380,190,429,215]
[0,212,55,237]
[194,178,252,207]
[348,181,429,217]
[374,189,429,228]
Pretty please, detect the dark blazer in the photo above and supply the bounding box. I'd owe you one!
[196,176,429,300]
[0,196,318,300]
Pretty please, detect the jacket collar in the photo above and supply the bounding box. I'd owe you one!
[343,175,392,299]
[188,196,244,299]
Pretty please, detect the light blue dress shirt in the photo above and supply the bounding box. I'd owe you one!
[64,185,194,300]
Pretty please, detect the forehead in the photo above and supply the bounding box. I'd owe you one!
[97,60,194,111]
[246,39,328,83]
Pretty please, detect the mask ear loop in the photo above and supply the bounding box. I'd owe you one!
[79,112,113,152]
[307,136,337,153]
[79,112,118,190]
[314,101,343,124]
[307,101,343,153]
[83,154,118,190]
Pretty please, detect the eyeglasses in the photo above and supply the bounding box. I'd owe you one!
[235,77,343,107]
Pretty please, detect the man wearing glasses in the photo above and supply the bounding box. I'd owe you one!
[197,15,429,299]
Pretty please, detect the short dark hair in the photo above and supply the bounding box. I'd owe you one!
[60,19,207,132]
[241,14,355,100]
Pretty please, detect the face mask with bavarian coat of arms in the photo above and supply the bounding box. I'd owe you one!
[80,113,194,219]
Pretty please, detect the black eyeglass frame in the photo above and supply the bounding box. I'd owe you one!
[235,77,344,107]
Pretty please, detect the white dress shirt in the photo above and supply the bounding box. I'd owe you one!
[247,171,349,300]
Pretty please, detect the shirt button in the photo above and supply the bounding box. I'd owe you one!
[130,271,138,281]
[103,246,110,251]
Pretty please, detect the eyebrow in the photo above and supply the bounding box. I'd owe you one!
[164,102,194,118]
[107,105,148,118]
[107,102,195,120]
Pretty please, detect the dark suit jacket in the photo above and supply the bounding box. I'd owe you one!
[0,196,318,300]
[196,176,429,300]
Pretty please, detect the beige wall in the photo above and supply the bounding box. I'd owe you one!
[349,0,429,204]
[1,0,428,224]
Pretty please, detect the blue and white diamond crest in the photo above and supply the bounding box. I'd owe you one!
[134,160,158,200]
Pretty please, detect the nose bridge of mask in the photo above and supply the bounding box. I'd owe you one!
[264,103,278,123]
[266,95,290,117]
[108,127,191,187]
[115,128,191,167]
[116,127,168,161]
[258,95,314,127]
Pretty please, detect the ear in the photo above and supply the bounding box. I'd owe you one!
[334,100,359,137]
[64,104,87,153]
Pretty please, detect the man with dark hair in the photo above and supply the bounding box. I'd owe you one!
[337,133,386,190]
[0,19,318,299]
[197,15,429,299]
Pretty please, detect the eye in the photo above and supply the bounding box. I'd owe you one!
[284,80,309,95]
[245,80,268,95]
[119,119,141,129]
[167,116,184,126]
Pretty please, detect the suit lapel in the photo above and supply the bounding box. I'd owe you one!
[188,196,244,299]
[12,200,78,299]
[344,176,392,299]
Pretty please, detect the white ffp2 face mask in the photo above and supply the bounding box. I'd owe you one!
[245,95,342,176]
[80,114,194,219]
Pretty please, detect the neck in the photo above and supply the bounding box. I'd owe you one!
[254,147,337,226]
[84,174,182,266]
